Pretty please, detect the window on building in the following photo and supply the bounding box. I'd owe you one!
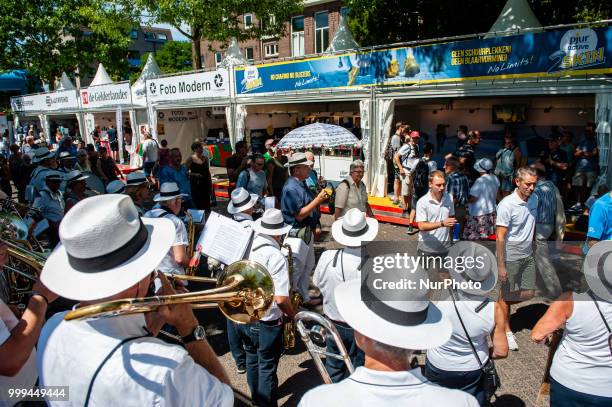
[144,32,156,40]
[245,47,254,61]
[244,14,253,29]
[130,29,138,39]
[340,7,350,18]
[200,55,205,67]
[315,11,329,54]
[215,52,223,67]
[291,16,304,57]
[261,14,276,33]
[157,33,167,41]
[264,43,279,58]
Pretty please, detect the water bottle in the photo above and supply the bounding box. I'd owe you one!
[453,223,461,242]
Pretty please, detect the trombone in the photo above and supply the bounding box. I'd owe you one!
[295,310,355,384]
[65,260,275,323]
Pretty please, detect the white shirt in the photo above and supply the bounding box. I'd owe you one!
[233,212,254,229]
[416,191,455,254]
[427,294,495,372]
[468,174,499,217]
[38,312,233,406]
[496,190,538,261]
[33,188,65,223]
[144,208,188,275]
[299,366,479,407]
[551,292,612,397]
[247,234,290,322]
[398,143,419,170]
[142,139,159,163]
[29,166,61,196]
[0,300,37,407]
[313,247,362,322]
[390,134,401,151]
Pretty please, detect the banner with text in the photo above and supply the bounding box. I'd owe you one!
[235,25,612,95]
[146,69,230,103]
[80,82,132,109]
[11,90,80,113]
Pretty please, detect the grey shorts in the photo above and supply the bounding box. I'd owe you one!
[571,170,597,188]
[504,256,536,292]
[400,171,413,196]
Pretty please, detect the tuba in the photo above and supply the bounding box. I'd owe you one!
[281,241,302,350]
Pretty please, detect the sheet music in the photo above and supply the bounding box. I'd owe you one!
[187,209,205,223]
[197,212,253,265]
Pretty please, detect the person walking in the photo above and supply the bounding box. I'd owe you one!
[266,147,288,208]
[445,157,470,236]
[494,133,522,198]
[464,158,499,241]
[332,160,373,219]
[236,153,268,200]
[394,130,420,211]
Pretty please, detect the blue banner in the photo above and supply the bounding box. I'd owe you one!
[235,25,612,95]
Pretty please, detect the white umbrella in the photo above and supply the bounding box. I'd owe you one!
[276,123,359,149]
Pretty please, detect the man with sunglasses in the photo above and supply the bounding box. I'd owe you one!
[236,153,268,200]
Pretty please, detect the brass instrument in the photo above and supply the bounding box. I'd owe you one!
[64,260,275,323]
[183,211,196,276]
[282,241,302,350]
[0,199,46,252]
[295,311,355,384]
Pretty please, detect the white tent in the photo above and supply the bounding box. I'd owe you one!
[131,53,162,108]
[55,72,76,91]
[325,15,359,53]
[486,0,542,37]
[89,64,113,86]
[219,37,248,69]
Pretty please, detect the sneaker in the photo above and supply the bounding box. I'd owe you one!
[568,203,583,213]
[506,331,519,351]
[236,365,246,374]
[406,224,418,235]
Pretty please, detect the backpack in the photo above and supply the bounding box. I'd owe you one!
[327,180,350,213]
[413,159,430,191]
[383,137,395,161]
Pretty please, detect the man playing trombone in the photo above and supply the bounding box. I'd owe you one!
[312,208,379,382]
[37,194,233,406]
[238,208,297,407]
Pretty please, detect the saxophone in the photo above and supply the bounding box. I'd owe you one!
[183,211,196,276]
[282,241,302,350]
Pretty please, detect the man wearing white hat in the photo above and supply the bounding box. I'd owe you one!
[26,147,59,203]
[237,208,296,407]
[125,171,150,215]
[64,170,91,212]
[225,187,259,375]
[56,151,76,173]
[299,268,478,406]
[32,173,64,247]
[106,179,126,194]
[281,152,328,306]
[143,182,189,277]
[37,195,233,406]
[312,208,378,382]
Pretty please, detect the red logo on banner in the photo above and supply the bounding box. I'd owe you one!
[81,91,89,105]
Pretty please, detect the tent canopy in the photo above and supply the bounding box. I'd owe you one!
[55,72,76,91]
[131,54,162,107]
[219,37,248,68]
[325,15,359,53]
[486,0,542,37]
[89,64,113,86]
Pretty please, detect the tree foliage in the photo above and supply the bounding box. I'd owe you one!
[134,0,304,69]
[345,0,611,47]
[129,41,192,82]
[0,0,139,87]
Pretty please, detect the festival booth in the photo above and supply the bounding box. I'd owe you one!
[79,64,134,164]
[233,16,369,184]
[144,67,231,165]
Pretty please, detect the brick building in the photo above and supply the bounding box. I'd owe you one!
[126,26,174,69]
[199,0,347,69]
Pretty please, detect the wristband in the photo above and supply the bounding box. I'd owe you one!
[31,292,49,306]
[440,221,444,228]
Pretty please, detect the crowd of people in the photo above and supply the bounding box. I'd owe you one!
[0,122,610,407]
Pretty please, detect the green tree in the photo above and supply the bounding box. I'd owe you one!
[0,0,138,87]
[129,41,192,82]
[134,0,304,69]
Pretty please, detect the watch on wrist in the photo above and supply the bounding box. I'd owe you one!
[182,325,206,344]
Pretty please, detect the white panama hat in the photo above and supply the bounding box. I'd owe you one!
[284,152,314,168]
[65,170,89,186]
[32,147,55,163]
[227,187,258,215]
[253,208,292,236]
[335,266,452,350]
[40,194,175,301]
[583,240,612,301]
[447,241,498,296]
[126,171,148,186]
[474,158,494,173]
[106,180,126,194]
[153,182,186,202]
[331,208,379,247]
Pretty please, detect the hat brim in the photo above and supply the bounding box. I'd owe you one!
[153,192,187,202]
[284,160,314,168]
[335,280,452,350]
[583,241,612,301]
[33,153,54,163]
[41,217,175,301]
[68,175,89,184]
[448,265,497,295]
[331,217,379,247]
[447,241,497,295]
[227,194,258,214]
[252,219,292,236]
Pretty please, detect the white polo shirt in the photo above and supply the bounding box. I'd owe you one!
[416,191,455,254]
[0,300,37,407]
[468,174,499,216]
[144,208,188,275]
[496,190,538,261]
[38,312,233,406]
[299,366,479,407]
[232,212,254,229]
[313,247,362,322]
[247,234,290,322]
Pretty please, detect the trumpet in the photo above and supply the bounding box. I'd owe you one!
[295,311,355,384]
[64,260,275,323]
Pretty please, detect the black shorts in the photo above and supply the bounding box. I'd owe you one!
[110,140,119,151]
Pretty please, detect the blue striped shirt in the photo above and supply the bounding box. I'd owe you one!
[446,171,469,206]
[533,180,557,224]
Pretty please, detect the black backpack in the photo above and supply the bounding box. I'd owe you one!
[384,137,395,161]
[413,159,430,191]
[327,180,350,213]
